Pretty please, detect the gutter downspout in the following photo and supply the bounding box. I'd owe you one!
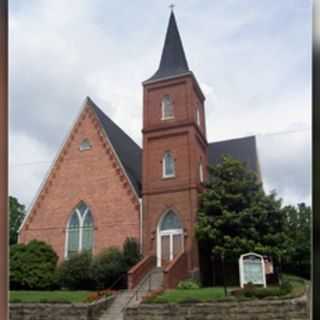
[139,198,143,255]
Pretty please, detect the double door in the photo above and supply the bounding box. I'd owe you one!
[158,229,183,267]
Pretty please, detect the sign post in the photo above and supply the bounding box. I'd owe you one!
[239,253,266,288]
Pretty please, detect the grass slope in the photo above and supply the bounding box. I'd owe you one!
[148,274,307,304]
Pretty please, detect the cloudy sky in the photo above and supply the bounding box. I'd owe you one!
[9,0,311,209]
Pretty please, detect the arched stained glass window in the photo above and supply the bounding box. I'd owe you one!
[163,152,175,178]
[67,212,80,257]
[66,202,94,258]
[82,211,93,251]
[161,95,174,119]
[160,211,182,231]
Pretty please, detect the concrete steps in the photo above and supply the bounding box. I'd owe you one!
[99,267,163,320]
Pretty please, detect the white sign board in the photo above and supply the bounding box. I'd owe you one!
[239,253,266,288]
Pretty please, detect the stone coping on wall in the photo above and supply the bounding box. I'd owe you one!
[9,295,115,320]
[124,293,309,320]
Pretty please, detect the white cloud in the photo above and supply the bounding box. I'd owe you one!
[9,0,311,207]
[9,133,54,208]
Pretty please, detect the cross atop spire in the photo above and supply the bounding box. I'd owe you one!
[145,10,191,83]
[169,4,175,11]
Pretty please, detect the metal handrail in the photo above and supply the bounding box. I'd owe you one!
[108,272,127,291]
[121,270,157,312]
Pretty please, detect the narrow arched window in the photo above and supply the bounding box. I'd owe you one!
[196,108,201,127]
[66,202,93,258]
[163,152,175,178]
[161,95,174,120]
[199,161,204,183]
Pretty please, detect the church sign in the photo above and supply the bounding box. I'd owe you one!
[239,253,266,288]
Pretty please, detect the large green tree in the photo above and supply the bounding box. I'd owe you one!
[282,203,311,264]
[195,155,291,262]
[9,196,25,245]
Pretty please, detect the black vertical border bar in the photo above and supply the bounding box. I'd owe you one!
[0,0,8,319]
[313,1,320,319]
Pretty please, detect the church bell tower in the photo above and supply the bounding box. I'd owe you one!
[142,10,208,278]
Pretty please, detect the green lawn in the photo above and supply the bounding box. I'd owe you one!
[147,274,307,304]
[149,287,227,303]
[10,291,92,303]
[283,274,306,297]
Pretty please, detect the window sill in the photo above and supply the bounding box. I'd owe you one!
[161,116,175,121]
[162,175,176,180]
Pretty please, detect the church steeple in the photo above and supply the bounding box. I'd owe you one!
[146,10,191,82]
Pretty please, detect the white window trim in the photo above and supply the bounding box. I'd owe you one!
[161,115,175,121]
[162,152,175,178]
[199,162,204,183]
[161,96,174,120]
[64,206,93,259]
[196,108,201,127]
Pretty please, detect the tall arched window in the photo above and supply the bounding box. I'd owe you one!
[161,95,174,120]
[65,202,93,258]
[163,151,175,178]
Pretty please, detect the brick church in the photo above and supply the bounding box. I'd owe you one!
[18,11,260,286]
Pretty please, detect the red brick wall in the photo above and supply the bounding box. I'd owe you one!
[19,103,140,261]
[142,74,208,275]
[163,252,189,289]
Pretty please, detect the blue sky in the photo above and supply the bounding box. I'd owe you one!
[9,0,311,208]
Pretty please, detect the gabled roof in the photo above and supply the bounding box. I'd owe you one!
[145,11,191,83]
[87,97,142,197]
[208,136,259,174]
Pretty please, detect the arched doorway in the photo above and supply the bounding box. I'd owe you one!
[157,210,184,267]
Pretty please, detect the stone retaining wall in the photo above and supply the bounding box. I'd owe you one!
[9,295,115,320]
[124,295,309,320]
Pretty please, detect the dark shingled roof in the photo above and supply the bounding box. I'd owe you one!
[87,97,142,197]
[208,136,259,173]
[146,11,190,82]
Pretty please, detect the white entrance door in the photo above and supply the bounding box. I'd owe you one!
[157,210,184,267]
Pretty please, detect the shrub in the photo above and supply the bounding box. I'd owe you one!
[279,279,293,296]
[177,279,201,290]
[123,237,141,268]
[84,289,113,303]
[57,251,94,290]
[90,247,127,290]
[231,280,294,299]
[10,244,27,290]
[10,240,58,290]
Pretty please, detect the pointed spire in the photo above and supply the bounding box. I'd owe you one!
[146,10,190,82]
